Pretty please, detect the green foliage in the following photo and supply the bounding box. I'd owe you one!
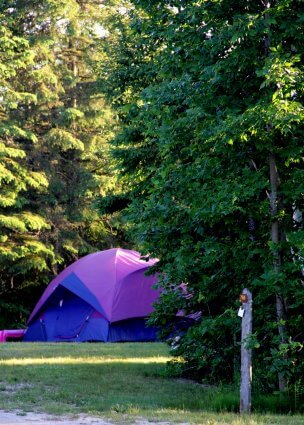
[44,129,84,152]
[0,13,55,321]
[105,0,304,396]
[0,0,126,326]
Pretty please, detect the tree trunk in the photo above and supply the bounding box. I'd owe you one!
[269,152,286,392]
[68,36,78,109]
[240,288,253,414]
[264,0,287,392]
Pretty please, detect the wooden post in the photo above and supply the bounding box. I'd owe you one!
[239,288,253,414]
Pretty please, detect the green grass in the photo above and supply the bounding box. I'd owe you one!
[0,342,303,424]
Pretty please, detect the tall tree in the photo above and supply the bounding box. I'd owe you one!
[0,0,123,325]
[106,0,304,392]
[7,0,119,261]
[0,14,53,327]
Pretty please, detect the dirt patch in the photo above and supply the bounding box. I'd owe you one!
[0,410,180,424]
[0,383,33,396]
[0,411,109,424]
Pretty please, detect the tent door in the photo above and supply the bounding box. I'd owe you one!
[53,291,94,341]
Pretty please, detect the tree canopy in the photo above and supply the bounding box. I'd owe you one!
[104,0,304,391]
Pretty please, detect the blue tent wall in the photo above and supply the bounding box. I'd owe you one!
[24,285,158,342]
[24,287,109,342]
[108,318,158,342]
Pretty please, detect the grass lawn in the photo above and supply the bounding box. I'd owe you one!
[0,342,303,424]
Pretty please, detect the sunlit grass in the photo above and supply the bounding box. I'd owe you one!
[0,355,172,366]
[0,342,303,424]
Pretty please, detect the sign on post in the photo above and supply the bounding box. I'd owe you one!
[239,288,252,414]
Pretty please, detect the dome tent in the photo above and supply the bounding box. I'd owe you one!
[24,248,160,342]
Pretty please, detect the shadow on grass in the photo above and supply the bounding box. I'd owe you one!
[0,343,300,416]
[0,359,213,414]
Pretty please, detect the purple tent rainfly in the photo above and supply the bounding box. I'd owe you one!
[24,248,160,342]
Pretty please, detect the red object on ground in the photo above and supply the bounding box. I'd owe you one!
[0,329,26,342]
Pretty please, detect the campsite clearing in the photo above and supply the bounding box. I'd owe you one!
[0,343,303,424]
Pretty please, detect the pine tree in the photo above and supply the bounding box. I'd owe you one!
[0,13,53,327]
[0,0,122,325]
[4,0,120,264]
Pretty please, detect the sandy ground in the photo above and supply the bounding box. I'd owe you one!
[0,410,175,425]
[0,411,105,425]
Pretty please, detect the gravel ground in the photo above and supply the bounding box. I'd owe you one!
[0,410,175,425]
